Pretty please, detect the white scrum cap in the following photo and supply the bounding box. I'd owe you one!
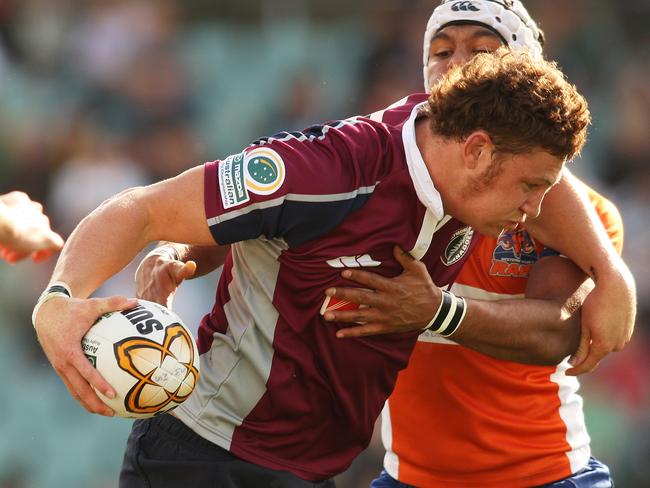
[423,0,544,91]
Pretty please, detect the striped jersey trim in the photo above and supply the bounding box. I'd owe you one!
[409,213,451,260]
[176,239,286,449]
[450,282,525,300]
[208,184,379,226]
[368,95,411,122]
[550,360,591,473]
[381,401,399,479]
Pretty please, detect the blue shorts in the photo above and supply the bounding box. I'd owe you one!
[370,457,613,488]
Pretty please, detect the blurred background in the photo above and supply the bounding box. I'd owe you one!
[0,0,648,486]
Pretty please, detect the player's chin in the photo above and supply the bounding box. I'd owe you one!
[475,222,504,238]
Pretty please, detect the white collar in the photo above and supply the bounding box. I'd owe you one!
[401,102,445,221]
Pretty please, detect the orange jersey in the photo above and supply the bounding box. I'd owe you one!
[382,188,623,487]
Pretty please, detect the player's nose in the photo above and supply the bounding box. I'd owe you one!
[448,50,471,68]
[520,193,544,220]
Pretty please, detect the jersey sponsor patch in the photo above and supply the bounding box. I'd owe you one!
[219,152,249,209]
[441,226,474,266]
[218,148,286,209]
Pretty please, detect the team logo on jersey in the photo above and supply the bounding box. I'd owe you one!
[489,229,538,277]
[244,148,285,195]
[441,226,474,266]
[218,148,286,209]
[320,254,380,318]
[326,254,381,268]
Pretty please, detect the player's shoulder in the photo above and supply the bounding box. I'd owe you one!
[583,184,624,253]
[586,187,622,225]
[364,93,429,125]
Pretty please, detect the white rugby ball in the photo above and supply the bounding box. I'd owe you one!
[82,299,200,419]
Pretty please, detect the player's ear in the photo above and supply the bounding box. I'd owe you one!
[463,131,494,171]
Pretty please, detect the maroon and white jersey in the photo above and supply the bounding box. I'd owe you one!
[175,94,479,481]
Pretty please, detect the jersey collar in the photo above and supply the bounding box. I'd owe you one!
[402,102,445,221]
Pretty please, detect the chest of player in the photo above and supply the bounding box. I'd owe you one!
[277,169,476,299]
[456,229,544,295]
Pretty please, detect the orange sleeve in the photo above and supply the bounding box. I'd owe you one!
[584,186,624,255]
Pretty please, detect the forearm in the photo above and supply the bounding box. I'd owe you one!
[52,188,153,297]
[525,170,636,373]
[32,165,211,417]
[31,189,151,420]
[453,255,591,364]
[526,170,620,282]
[453,297,580,365]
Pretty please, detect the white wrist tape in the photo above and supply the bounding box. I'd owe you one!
[148,245,180,262]
[423,289,467,337]
[32,281,72,328]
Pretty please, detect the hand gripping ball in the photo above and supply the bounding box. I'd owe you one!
[82,300,200,418]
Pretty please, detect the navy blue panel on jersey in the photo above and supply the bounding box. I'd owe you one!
[211,194,372,247]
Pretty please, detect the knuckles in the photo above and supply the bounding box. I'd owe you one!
[61,348,79,365]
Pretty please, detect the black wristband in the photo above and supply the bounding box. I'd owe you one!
[424,289,467,337]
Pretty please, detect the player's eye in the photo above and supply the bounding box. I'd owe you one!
[432,49,453,59]
[473,48,494,55]
[523,182,540,192]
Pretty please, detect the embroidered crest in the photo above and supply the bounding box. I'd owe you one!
[441,226,474,266]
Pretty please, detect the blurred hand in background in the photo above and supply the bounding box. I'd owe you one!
[0,191,64,264]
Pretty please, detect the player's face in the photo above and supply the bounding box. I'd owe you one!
[425,25,505,87]
[457,150,564,237]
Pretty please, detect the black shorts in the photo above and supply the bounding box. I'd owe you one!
[119,414,336,488]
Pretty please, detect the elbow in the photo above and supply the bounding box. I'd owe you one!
[533,342,576,366]
[529,315,581,365]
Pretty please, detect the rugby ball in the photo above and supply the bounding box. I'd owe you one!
[82,300,200,419]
